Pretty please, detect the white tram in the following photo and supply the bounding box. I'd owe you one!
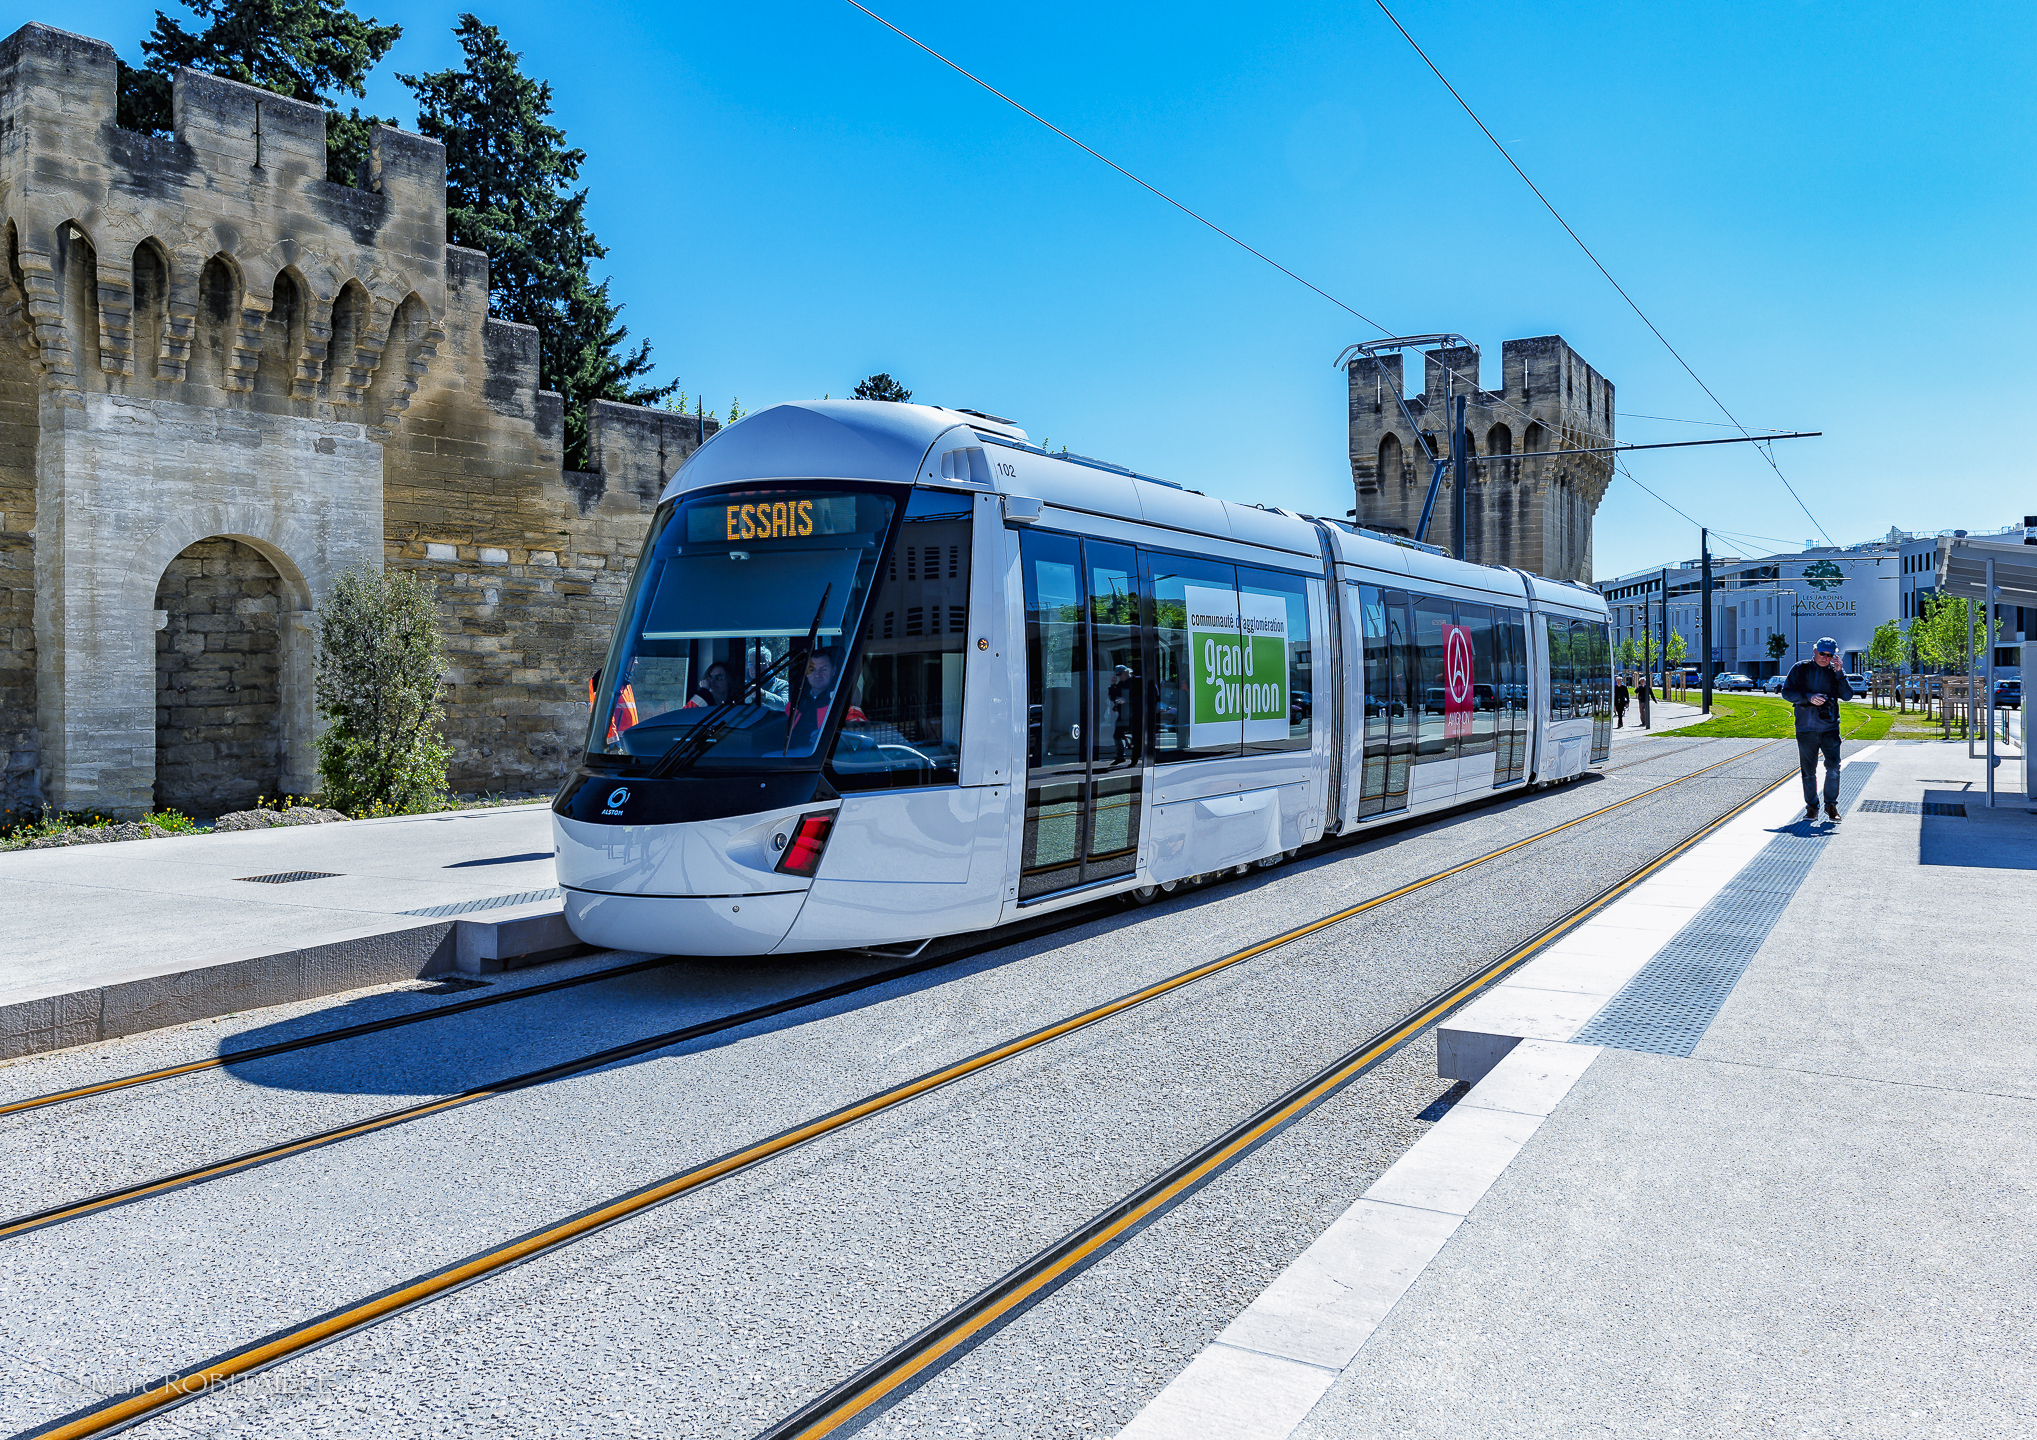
[555,401,1613,955]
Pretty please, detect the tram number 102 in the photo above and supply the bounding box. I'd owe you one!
[996,462,1017,479]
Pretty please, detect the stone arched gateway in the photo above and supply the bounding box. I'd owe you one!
[153,537,299,814]
[49,495,378,818]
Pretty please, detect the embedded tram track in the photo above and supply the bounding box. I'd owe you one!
[16,739,1790,1440]
[0,726,1722,1125]
[0,741,1775,1248]
[755,749,1803,1440]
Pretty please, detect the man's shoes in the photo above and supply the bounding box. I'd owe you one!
[1805,803,1820,823]
[1825,802,1841,822]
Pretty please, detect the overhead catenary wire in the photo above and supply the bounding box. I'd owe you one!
[843,0,1806,560]
[1371,0,1831,546]
[838,0,1392,335]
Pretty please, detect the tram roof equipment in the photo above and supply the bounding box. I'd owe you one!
[663,400,1605,617]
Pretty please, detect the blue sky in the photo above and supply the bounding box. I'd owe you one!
[62,0,2036,576]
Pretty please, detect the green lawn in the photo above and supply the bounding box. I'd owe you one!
[1652,691,1902,741]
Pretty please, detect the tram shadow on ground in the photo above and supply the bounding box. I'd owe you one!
[207,767,1641,1102]
[204,875,1290,1102]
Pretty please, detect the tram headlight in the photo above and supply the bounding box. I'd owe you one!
[774,811,837,878]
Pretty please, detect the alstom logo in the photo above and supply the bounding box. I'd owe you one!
[602,786,630,817]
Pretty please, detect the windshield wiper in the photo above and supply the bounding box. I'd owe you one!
[646,584,833,778]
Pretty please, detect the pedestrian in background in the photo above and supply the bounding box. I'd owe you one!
[1615,673,1630,726]
[1780,637,1853,823]
[1636,671,1654,727]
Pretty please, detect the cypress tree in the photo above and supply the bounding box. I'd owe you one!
[117,0,401,186]
[402,16,676,471]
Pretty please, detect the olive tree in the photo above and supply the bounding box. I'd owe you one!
[315,566,452,814]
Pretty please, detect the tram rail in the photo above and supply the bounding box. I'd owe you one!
[2,728,1725,1126]
[757,750,1801,1440]
[1,742,1773,1247]
[18,740,1789,1440]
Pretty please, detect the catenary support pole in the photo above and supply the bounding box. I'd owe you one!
[1660,567,1669,703]
[1700,530,1714,714]
[1986,557,1997,807]
[1450,393,1468,561]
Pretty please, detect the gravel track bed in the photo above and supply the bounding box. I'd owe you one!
[0,740,1787,1437]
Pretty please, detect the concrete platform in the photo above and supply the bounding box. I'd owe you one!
[1121,737,2037,1439]
[0,804,585,1059]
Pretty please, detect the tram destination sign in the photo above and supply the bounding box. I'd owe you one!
[1184,585,1288,746]
[687,495,864,544]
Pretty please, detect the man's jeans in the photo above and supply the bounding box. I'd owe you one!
[1797,731,1841,807]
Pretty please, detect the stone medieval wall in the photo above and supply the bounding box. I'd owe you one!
[1347,336,1613,582]
[0,22,713,815]
[380,244,718,794]
[0,278,36,817]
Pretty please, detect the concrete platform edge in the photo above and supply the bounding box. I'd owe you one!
[0,920,463,1062]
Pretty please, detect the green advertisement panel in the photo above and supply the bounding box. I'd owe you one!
[1184,584,1288,747]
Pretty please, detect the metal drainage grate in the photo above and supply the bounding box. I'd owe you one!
[1571,762,1878,1057]
[1857,800,1967,816]
[402,887,564,919]
[236,871,342,885]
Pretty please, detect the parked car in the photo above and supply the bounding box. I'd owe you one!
[1996,680,2023,710]
[1844,673,1867,694]
[1715,672,1756,691]
[1762,675,1787,693]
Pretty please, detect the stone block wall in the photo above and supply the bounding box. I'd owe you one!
[0,22,721,814]
[380,244,720,795]
[0,286,36,817]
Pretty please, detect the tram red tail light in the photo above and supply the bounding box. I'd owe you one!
[775,811,836,878]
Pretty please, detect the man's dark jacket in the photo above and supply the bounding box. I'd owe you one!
[1779,660,1853,735]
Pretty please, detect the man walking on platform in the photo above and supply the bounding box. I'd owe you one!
[1780,637,1854,823]
[1615,674,1630,727]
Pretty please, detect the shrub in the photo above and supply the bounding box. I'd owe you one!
[315,566,452,815]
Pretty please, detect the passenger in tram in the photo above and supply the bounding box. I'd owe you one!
[1108,664,1153,765]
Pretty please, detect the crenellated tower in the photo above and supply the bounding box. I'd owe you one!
[0,23,714,815]
[1346,335,1613,582]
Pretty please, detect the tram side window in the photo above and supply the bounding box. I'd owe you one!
[1359,585,1391,813]
[1457,602,1497,757]
[1240,567,1312,753]
[1146,553,1244,762]
[831,489,973,790]
[1546,616,1574,720]
[1574,618,1612,719]
[1413,594,1456,760]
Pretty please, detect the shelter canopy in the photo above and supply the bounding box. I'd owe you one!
[1935,535,2037,606]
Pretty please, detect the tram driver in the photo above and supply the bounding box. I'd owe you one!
[786,647,866,752]
[685,661,733,709]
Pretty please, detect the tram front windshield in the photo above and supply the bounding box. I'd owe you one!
[587,487,897,769]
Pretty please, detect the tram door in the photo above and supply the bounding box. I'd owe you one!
[1018,532,1144,900]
